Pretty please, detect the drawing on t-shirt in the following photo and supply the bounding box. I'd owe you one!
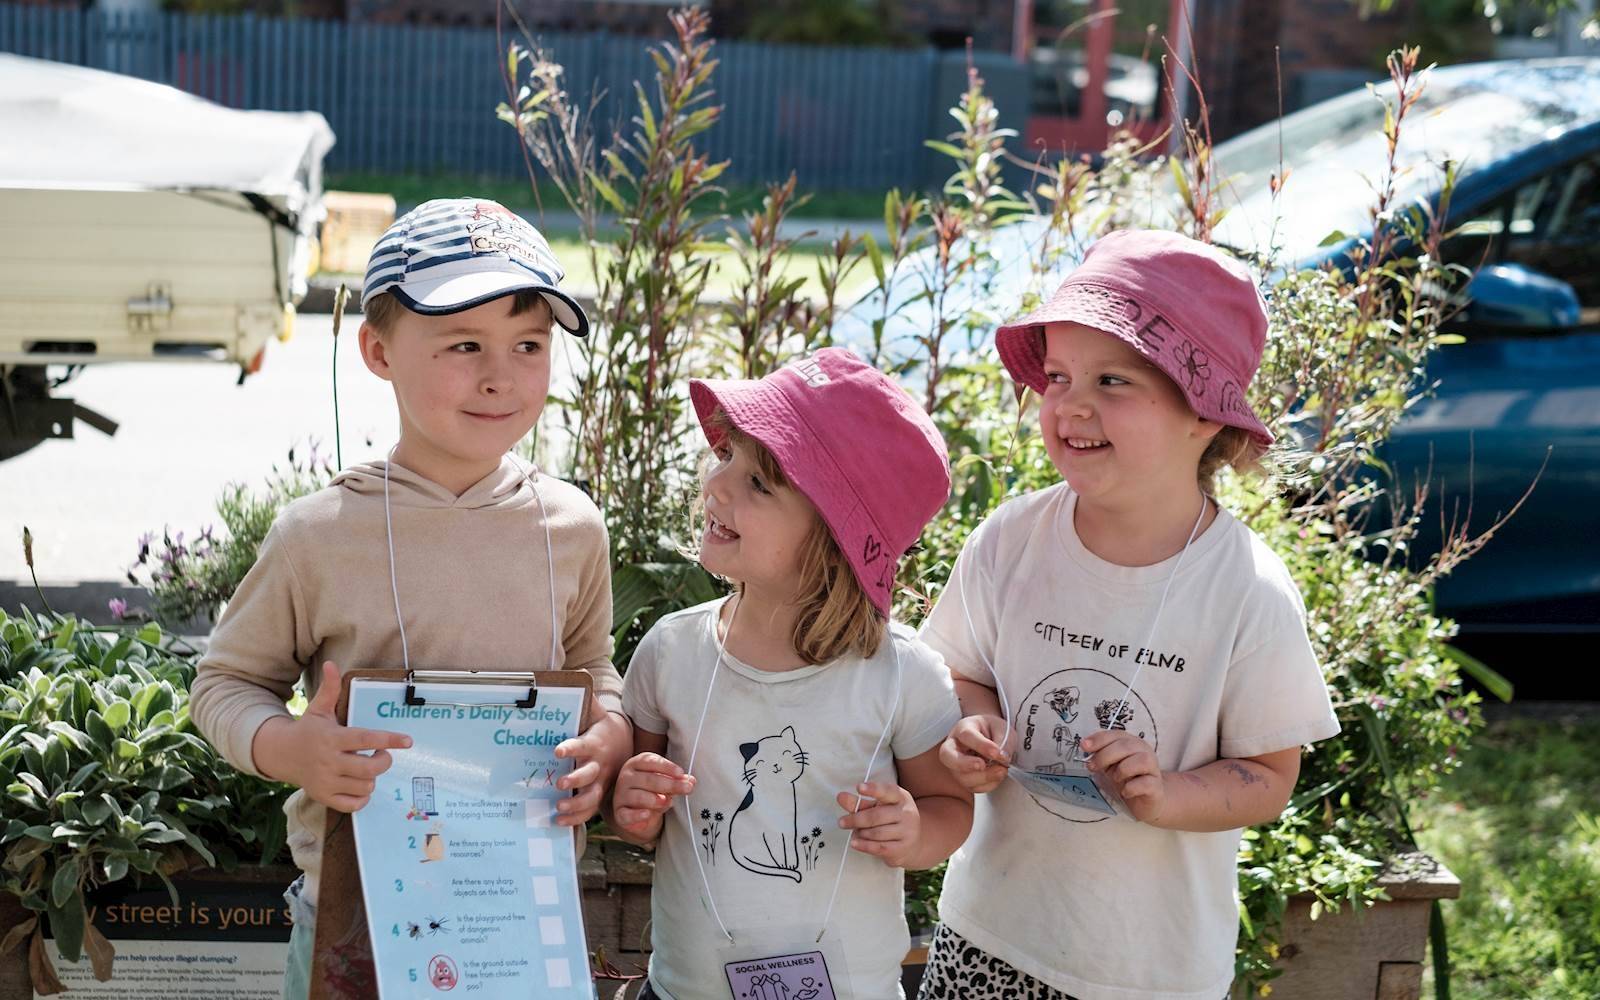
[727,725,810,882]
[1018,668,1160,823]
[697,808,726,865]
[1045,686,1082,759]
[800,825,826,872]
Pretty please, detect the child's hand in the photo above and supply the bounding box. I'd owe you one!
[1082,730,1166,824]
[938,714,1014,793]
[553,709,632,827]
[611,752,695,843]
[836,781,920,868]
[252,661,412,813]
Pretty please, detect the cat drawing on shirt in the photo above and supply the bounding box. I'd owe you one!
[727,726,809,882]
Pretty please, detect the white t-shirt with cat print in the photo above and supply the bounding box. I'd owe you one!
[920,483,1340,1000]
[623,599,962,1000]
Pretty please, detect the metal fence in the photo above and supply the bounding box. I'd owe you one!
[0,3,1027,191]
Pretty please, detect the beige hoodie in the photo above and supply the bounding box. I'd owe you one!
[189,456,621,904]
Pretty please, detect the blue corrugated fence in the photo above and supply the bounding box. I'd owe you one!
[0,4,1023,190]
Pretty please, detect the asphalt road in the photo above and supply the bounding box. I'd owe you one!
[0,314,582,620]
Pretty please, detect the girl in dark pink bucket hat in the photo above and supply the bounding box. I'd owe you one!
[915,230,1340,1000]
[607,348,974,1000]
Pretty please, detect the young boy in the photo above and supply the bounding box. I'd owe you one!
[189,198,631,999]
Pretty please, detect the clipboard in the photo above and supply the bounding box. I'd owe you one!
[309,667,594,1000]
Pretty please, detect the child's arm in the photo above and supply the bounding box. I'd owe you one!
[836,746,974,870]
[938,671,1016,793]
[552,704,632,828]
[606,729,696,849]
[1081,730,1301,831]
[251,661,413,812]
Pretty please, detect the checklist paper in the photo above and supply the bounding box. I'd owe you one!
[348,679,594,998]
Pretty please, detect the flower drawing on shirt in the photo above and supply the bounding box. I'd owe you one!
[727,726,809,882]
[800,826,826,871]
[699,808,725,865]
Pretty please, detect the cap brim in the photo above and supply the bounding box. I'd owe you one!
[390,270,589,337]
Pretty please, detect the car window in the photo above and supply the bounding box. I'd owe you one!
[1444,153,1600,316]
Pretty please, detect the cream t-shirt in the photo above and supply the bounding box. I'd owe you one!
[624,599,962,1000]
[919,483,1339,1000]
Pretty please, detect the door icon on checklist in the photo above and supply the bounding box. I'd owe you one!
[413,777,438,817]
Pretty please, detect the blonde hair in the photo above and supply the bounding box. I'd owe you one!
[361,288,553,336]
[1198,425,1262,493]
[702,411,885,665]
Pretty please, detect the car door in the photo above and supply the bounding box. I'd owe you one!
[1384,149,1600,631]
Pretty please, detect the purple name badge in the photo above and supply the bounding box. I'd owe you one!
[724,950,838,1000]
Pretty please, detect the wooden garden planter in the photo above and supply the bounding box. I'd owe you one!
[1249,851,1461,1000]
[0,864,300,1000]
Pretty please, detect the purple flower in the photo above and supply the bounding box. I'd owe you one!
[108,598,128,620]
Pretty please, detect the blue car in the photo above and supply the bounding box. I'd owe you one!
[840,58,1600,645]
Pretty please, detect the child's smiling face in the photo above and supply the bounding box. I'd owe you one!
[698,436,817,600]
[360,294,553,493]
[1039,322,1219,506]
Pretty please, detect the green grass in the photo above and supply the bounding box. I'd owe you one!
[1415,712,1600,999]
[327,171,895,223]
[322,174,881,303]
[538,233,872,304]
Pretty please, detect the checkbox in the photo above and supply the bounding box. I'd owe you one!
[528,838,554,868]
[539,915,566,946]
[545,957,572,989]
[532,875,559,906]
[525,799,552,828]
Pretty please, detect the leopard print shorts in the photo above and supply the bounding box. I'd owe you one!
[916,923,1080,1000]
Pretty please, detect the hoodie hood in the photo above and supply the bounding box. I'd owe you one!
[331,455,542,511]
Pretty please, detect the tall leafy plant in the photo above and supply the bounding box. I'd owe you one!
[499,10,871,660]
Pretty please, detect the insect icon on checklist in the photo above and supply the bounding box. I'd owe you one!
[406,921,423,939]
[427,916,450,936]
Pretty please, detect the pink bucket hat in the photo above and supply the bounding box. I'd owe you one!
[995,229,1274,452]
[689,348,951,617]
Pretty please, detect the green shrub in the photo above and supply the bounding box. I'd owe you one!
[0,608,291,985]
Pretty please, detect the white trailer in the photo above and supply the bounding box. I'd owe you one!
[0,53,333,458]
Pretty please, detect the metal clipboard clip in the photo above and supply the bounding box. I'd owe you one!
[402,669,539,709]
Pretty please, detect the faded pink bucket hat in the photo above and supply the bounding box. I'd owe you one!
[689,348,951,617]
[995,229,1275,452]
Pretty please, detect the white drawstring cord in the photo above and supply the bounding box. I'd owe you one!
[384,450,560,676]
[955,495,1209,765]
[682,596,903,947]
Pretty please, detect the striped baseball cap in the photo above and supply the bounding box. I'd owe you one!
[361,198,589,336]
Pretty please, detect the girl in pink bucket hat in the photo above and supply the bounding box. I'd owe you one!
[916,230,1340,1000]
[606,348,974,1000]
